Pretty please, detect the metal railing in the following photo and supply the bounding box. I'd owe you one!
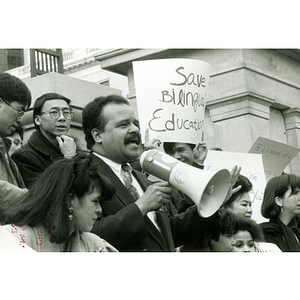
[30,49,64,77]
[7,49,103,79]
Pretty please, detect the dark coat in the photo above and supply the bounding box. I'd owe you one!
[12,130,64,188]
[90,152,218,252]
[0,137,25,188]
[260,217,300,252]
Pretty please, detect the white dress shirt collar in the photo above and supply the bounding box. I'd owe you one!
[92,152,160,231]
[92,152,122,178]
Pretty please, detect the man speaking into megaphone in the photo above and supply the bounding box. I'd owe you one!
[83,95,241,252]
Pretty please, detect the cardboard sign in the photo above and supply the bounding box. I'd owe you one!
[133,59,211,144]
[249,136,300,181]
[204,150,267,223]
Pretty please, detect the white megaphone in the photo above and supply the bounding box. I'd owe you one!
[140,149,231,218]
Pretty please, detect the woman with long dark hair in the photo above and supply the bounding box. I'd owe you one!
[0,153,117,252]
[260,173,300,252]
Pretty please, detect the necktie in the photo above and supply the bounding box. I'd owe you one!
[121,164,140,201]
[122,164,165,235]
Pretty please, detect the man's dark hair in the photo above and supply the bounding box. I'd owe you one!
[0,73,31,109]
[236,216,265,242]
[82,94,129,150]
[33,93,72,129]
[163,142,196,156]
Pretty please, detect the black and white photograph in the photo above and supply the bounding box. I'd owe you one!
[0,1,299,299]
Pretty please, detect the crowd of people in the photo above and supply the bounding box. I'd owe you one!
[1,72,300,252]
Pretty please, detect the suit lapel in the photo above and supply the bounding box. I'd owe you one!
[155,210,175,250]
[144,216,168,249]
[90,153,134,207]
[90,153,171,250]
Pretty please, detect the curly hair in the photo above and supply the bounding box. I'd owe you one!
[210,208,238,242]
[235,216,265,242]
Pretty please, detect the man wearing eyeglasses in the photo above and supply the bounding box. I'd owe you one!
[0,73,32,209]
[12,93,77,188]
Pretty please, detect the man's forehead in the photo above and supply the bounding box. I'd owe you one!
[42,99,70,110]
[104,103,136,118]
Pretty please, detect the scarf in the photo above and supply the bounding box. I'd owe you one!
[267,217,300,251]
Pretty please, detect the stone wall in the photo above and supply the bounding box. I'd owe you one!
[95,49,300,174]
[21,72,122,149]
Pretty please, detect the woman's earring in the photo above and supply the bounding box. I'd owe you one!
[69,207,73,221]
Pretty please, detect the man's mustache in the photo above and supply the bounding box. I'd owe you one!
[124,132,141,144]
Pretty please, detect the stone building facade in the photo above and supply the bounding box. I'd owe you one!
[94,49,300,175]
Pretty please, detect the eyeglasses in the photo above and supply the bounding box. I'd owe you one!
[0,97,25,117]
[40,109,74,120]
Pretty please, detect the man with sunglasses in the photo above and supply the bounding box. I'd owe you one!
[12,93,77,188]
[0,73,31,209]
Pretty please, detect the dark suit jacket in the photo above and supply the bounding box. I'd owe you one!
[260,218,300,252]
[90,152,218,252]
[12,130,64,188]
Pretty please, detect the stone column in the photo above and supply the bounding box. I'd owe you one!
[283,108,300,174]
[127,66,138,114]
[206,92,275,153]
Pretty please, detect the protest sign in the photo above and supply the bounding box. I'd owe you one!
[133,59,211,144]
[204,150,267,223]
[249,136,300,181]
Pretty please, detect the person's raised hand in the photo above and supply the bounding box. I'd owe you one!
[143,128,161,151]
[223,165,242,204]
[193,143,208,164]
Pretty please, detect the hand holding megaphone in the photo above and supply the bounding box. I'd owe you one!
[140,149,231,218]
[135,181,171,216]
